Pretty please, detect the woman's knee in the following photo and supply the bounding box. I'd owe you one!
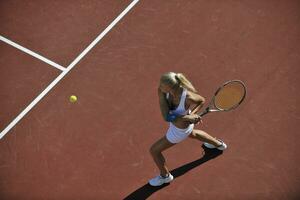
[150,137,174,155]
[149,143,160,155]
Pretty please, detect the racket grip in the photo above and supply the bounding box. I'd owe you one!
[198,107,210,117]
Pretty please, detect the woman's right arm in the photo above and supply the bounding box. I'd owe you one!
[158,88,170,121]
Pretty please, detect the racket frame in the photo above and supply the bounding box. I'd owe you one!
[198,80,246,117]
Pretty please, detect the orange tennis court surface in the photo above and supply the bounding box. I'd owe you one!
[0,1,299,199]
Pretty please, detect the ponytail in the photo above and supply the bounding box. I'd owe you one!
[175,73,197,93]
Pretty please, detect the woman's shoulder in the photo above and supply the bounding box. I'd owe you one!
[186,90,204,104]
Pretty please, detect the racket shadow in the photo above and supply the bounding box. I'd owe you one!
[123,145,223,200]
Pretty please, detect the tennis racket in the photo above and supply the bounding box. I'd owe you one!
[198,80,246,117]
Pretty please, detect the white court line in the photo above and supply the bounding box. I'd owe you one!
[0,35,66,71]
[0,0,140,140]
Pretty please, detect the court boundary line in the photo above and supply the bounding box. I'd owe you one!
[0,0,140,139]
[0,35,66,71]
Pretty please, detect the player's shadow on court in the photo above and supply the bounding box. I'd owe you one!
[123,145,223,200]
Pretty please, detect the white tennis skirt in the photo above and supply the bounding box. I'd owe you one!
[166,123,194,144]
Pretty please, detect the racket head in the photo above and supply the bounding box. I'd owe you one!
[212,80,246,111]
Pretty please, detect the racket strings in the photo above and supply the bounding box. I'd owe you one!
[214,82,245,110]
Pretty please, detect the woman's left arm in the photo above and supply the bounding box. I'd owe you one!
[188,93,205,115]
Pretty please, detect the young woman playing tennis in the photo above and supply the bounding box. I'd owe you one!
[149,72,227,187]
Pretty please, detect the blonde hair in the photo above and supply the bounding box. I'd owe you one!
[160,72,197,93]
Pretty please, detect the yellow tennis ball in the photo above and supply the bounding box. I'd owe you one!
[69,95,77,103]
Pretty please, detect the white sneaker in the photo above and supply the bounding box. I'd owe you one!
[149,173,174,186]
[204,139,227,151]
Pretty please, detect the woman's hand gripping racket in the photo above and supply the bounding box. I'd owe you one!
[198,80,246,118]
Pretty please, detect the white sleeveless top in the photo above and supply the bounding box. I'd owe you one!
[166,88,191,116]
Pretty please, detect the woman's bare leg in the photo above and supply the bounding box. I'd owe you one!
[189,129,222,147]
[149,136,175,176]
